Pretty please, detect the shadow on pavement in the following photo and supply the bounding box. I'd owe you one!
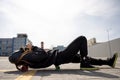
[4,69,120,78]
[4,70,23,75]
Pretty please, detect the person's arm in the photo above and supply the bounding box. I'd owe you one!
[32,46,46,53]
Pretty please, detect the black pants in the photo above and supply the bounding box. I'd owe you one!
[55,36,108,66]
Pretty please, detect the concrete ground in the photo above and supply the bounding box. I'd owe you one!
[0,57,120,80]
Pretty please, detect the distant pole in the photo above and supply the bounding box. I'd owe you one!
[107,29,112,57]
[41,41,44,49]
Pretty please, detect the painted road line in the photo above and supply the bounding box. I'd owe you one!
[15,70,37,80]
[0,69,16,72]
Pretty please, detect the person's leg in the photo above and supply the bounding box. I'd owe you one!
[56,36,88,64]
[86,57,108,66]
[71,54,106,65]
[71,54,81,63]
[71,54,107,65]
[71,53,118,68]
[55,36,98,70]
[87,53,118,68]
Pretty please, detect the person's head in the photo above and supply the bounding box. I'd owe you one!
[9,48,29,72]
[9,49,24,64]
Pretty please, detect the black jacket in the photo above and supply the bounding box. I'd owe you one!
[9,46,58,68]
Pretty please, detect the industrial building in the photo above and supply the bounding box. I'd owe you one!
[0,34,32,56]
[88,38,120,57]
[53,45,65,51]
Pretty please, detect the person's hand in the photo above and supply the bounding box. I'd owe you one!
[25,44,32,52]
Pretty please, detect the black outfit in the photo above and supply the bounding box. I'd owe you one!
[9,36,108,68]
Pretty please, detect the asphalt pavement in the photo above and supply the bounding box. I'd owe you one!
[0,57,120,80]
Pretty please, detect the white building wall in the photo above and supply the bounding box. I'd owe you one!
[88,38,120,57]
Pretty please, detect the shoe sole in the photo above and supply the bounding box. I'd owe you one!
[112,53,118,68]
[80,67,99,71]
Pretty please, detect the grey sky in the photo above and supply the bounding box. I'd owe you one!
[0,0,120,48]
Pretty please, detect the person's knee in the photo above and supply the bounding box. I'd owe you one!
[78,36,87,41]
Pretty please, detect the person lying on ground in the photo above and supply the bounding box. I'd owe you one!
[9,36,118,72]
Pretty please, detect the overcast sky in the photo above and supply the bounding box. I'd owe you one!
[0,0,120,48]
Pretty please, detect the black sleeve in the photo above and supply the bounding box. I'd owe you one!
[22,46,48,63]
[32,46,46,54]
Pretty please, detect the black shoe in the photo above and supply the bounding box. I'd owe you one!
[55,65,60,70]
[80,60,99,70]
[108,53,118,68]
